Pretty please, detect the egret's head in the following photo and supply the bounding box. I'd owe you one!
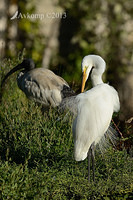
[81,55,106,92]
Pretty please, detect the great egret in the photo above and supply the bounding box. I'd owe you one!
[72,55,120,182]
[1,59,75,107]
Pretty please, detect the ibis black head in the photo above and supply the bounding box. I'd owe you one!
[20,58,35,71]
[1,58,35,89]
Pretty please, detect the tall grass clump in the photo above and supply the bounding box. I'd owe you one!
[0,59,133,199]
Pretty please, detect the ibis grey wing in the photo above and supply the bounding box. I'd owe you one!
[17,68,71,107]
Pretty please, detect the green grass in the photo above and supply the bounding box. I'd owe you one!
[0,60,133,199]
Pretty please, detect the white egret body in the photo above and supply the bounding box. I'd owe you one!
[1,59,75,107]
[72,55,120,181]
[73,84,119,161]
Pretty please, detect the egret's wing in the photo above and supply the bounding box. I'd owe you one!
[57,95,78,123]
[59,95,78,116]
[98,124,119,154]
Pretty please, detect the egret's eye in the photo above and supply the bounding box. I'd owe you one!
[84,66,88,73]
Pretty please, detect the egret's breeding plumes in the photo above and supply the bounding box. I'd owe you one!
[72,55,120,182]
[1,59,75,107]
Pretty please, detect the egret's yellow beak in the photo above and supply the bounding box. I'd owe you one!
[81,68,87,93]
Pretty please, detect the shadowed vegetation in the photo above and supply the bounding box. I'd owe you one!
[0,59,133,199]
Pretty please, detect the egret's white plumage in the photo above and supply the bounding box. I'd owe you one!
[73,83,120,161]
[72,55,120,181]
[1,59,75,107]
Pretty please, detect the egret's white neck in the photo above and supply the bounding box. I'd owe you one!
[91,74,103,87]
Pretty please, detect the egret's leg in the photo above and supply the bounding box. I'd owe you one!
[88,147,91,182]
[87,142,95,182]
[91,143,95,182]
